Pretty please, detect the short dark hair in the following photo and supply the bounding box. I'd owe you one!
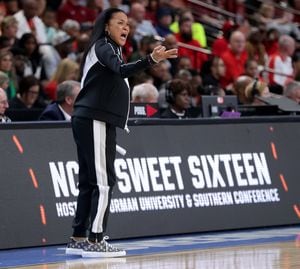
[18,75,39,95]
[169,78,191,96]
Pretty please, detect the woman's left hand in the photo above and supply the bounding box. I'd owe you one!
[151,45,178,63]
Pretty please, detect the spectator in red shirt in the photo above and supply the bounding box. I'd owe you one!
[174,17,207,72]
[57,0,97,26]
[220,30,248,88]
[264,28,280,56]
[212,20,237,57]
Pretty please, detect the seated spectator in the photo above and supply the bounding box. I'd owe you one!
[0,87,11,122]
[14,33,47,82]
[246,28,267,66]
[173,68,201,107]
[0,70,9,91]
[254,3,300,40]
[43,30,75,79]
[41,7,59,44]
[163,33,178,51]
[170,9,207,48]
[244,59,259,79]
[9,75,46,109]
[131,83,159,103]
[50,31,77,62]
[162,33,178,75]
[268,35,295,90]
[220,31,248,88]
[253,3,284,27]
[284,81,300,104]
[189,69,202,106]
[1,16,19,48]
[62,19,80,41]
[176,56,192,72]
[175,68,192,81]
[166,69,192,107]
[174,17,207,72]
[161,78,192,119]
[155,7,173,38]
[13,0,56,81]
[44,58,79,101]
[128,35,159,62]
[243,79,271,105]
[212,20,236,57]
[202,56,226,90]
[129,2,158,42]
[61,19,81,56]
[264,28,280,56]
[267,11,300,41]
[39,80,80,121]
[0,50,17,99]
[13,0,48,45]
[146,60,172,89]
[233,75,253,104]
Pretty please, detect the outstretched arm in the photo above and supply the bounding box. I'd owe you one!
[96,42,178,78]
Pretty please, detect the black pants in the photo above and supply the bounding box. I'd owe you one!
[71,116,116,242]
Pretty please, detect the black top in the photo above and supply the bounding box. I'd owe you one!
[73,37,156,129]
[9,96,46,109]
[160,107,190,119]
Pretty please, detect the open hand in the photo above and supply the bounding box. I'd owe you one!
[151,45,178,63]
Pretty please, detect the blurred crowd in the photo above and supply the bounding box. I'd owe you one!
[0,0,299,121]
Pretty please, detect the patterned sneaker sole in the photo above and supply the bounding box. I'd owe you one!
[65,248,83,255]
[82,250,126,258]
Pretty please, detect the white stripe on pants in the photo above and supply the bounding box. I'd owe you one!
[92,120,110,233]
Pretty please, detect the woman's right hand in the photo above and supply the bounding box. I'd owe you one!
[151,45,178,63]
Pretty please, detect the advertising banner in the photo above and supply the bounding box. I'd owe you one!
[1,119,300,249]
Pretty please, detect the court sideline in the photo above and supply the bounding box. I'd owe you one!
[1,225,300,269]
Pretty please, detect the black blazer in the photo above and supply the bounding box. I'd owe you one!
[39,103,66,121]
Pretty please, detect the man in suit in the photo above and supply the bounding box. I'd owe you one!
[39,80,80,121]
[0,87,11,122]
